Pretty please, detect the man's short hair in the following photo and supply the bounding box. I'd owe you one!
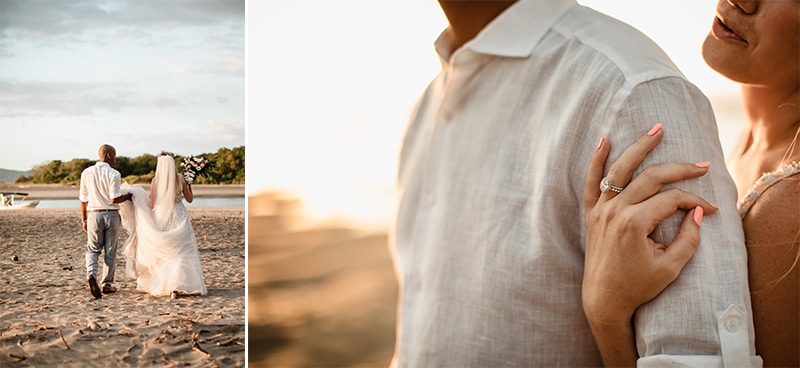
[98,144,116,159]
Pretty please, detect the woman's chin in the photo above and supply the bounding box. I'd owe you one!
[702,37,748,85]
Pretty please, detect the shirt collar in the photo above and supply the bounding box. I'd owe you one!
[435,0,576,60]
[96,161,110,167]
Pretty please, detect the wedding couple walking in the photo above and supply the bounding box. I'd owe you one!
[79,144,207,299]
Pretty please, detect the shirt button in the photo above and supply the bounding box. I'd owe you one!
[724,317,740,332]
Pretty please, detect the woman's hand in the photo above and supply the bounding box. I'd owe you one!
[582,123,719,366]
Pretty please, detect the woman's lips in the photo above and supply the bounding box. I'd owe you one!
[712,16,748,44]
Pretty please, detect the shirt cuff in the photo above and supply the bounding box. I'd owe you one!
[638,355,762,367]
[638,305,762,368]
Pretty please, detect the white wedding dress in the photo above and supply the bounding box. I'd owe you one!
[119,157,207,297]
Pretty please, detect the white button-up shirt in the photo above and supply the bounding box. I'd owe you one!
[392,0,759,366]
[79,161,122,211]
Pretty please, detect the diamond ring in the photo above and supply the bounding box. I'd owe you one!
[600,177,624,194]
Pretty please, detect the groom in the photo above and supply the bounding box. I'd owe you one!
[79,144,132,299]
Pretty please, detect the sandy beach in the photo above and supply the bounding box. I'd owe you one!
[247,191,398,367]
[0,206,245,367]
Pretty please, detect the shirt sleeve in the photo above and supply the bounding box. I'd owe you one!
[604,77,760,366]
[79,168,89,203]
[110,170,121,199]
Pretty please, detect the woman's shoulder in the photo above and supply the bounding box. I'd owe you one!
[742,172,799,304]
[741,168,800,365]
[741,172,800,260]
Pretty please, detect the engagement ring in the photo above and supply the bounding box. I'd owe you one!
[600,177,624,194]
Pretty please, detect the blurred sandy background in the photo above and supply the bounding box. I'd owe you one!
[247,191,398,367]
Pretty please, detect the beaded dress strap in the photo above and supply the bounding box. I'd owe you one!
[738,161,800,218]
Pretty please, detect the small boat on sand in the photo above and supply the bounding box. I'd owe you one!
[0,192,39,210]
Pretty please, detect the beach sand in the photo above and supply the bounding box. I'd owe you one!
[247,191,398,367]
[0,206,245,367]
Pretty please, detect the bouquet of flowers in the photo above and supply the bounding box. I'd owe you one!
[181,155,214,184]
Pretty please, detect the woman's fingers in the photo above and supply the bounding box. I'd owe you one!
[584,123,664,211]
[584,136,610,213]
[618,162,712,205]
[630,188,717,233]
[601,123,664,200]
[657,207,704,282]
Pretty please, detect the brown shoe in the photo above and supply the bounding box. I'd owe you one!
[102,285,117,294]
[88,275,102,299]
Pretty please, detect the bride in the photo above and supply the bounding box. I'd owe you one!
[120,153,208,298]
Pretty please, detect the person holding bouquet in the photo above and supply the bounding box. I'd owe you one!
[120,152,208,298]
[181,156,212,185]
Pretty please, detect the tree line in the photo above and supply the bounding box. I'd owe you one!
[16,146,245,185]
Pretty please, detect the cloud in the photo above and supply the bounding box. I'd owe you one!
[166,60,191,75]
[1,1,244,35]
[136,96,180,109]
[165,52,243,76]
[174,120,246,151]
[139,119,244,157]
[0,79,180,116]
[0,0,244,55]
[204,53,244,76]
[201,119,245,142]
[202,29,244,53]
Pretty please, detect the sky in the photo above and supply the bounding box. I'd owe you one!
[0,0,245,172]
[249,0,745,224]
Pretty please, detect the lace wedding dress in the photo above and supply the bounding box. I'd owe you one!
[120,156,207,297]
[737,161,800,217]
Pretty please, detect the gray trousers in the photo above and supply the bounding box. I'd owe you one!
[85,211,121,286]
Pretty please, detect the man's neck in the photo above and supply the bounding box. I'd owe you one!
[438,1,517,52]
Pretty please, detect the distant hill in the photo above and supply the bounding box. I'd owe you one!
[0,169,31,183]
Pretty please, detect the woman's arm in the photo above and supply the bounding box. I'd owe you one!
[149,178,156,209]
[582,125,717,366]
[180,174,194,203]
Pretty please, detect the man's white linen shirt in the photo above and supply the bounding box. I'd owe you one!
[79,162,122,211]
[392,0,759,366]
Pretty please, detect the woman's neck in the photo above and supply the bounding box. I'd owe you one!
[728,84,799,199]
[737,84,800,159]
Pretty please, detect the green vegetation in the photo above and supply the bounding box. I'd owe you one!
[15,146,245,185]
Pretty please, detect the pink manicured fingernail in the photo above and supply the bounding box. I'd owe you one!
[693,206,704,226]
[695,162,711,168]
[596,136,605,150]
[709,202,718,210]
[647,123,662,136]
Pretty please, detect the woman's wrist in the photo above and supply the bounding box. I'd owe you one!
[588,318,638,367]
[583,291,636,326]
[586,309,633,331]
